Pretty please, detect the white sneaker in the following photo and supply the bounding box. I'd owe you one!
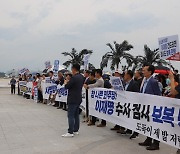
[74,132,79,135]
[47,102,52,106]
[61,133,74,137]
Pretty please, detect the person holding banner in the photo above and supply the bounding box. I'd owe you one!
[62,64,84,138]
[36,73,43,103]
[110,70,125,131]
[49,71,56,83]
[84,70,90,84]
[139,64,161,151]
[134,70,143,89]
[17,74,22,95]
[84,71,96,123]
[84,69,107,127]
[169,71,180,154]
[117,70,139,138]
[56,71,65,109]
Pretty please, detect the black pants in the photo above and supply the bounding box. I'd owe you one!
[38,90,43,102]
[92,117,106,125]
[101,120,106,125]
[59,102,67,109]
[68,104,80,134]
[11,85,15,94]
[18,85,20,95]
[114,125,121,129]
[85,90,89,118]
[145,137,160,147]
[92,116,96,124]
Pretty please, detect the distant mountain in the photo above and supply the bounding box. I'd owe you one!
[0,72,5,77]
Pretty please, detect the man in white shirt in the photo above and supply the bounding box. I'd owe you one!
[84,69,106,127]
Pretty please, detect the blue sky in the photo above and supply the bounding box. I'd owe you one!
[0,0,180,72]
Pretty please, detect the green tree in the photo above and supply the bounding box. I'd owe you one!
[138,45,167,67]
[100,40,134,70]
[62,48,93,68]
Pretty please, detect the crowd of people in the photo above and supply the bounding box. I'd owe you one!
[10,64,180,153]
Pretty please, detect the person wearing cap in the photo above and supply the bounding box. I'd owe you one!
[114,69,124,76]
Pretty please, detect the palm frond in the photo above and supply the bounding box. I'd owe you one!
[106,43,115,52]
[63,60,72,68]
[61,52,73,58]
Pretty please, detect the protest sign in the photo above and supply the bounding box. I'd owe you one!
[45,77,51,83]
[52,60,59,79]
[55,85,68,102]
[83,54,90,70]
[42,83,57,99]
[159,35,180,61]
[25,82,33,96]
[80,87,86,111]
[19,68,29,75]
[34,86,38,103]
[110,77,124,91]
[42,82,87,112]
[53,60,59,72]
[19,81,33,97]
[89,88,180,149]
[19,81,27,94]
[45,61,51,69]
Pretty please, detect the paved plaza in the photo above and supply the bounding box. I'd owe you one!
[0,88,177,154]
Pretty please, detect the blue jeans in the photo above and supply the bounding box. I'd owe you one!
[67,104,80,134]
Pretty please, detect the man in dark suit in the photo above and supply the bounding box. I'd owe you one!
[139,64,161,150]
[84,70,90,84]
[118,70,140,134]
[134,70,143,89]
[124,70,139,92]
[62,64,84,137]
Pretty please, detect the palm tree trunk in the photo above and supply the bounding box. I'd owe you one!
[116,64,119,70]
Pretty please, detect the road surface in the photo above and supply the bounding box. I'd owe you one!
[0,88,177,154]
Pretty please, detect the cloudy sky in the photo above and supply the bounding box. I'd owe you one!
[0,0,180,72]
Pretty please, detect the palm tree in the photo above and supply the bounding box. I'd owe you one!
[138,45,167,67]
[88,63,96,70]
[131,56,143,72]
[62,48,93,68]
[100,40,134,70]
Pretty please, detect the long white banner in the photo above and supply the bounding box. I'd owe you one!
[88,88,180,149]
